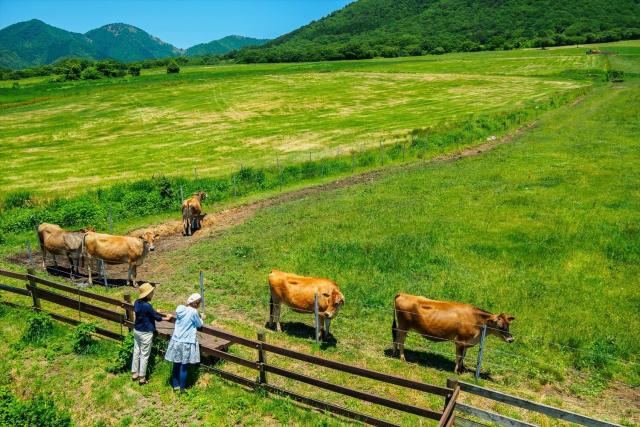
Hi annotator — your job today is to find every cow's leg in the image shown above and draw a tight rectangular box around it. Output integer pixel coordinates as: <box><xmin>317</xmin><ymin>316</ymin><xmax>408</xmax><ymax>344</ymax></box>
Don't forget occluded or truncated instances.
<box><xmin>396</xmin><ymin>329</ymin><xmax>407</xmax><ymax>362</ymax></box>
<box><xmin>272</xmin><ymin>301</ymin><xmax>282</xmax><ymax>332</ymax></box>
<box><xmin>127</xmin><ymin>264</ymin><xmax>133</xmax><ymax>286</ymax></box>
<box><xmin>41</xmin><ymin>248</ymin><xmax>47</xmax><ymax>268</ymax></box>
<box><xmin>455</xmin><ymin>344</ymin><xmax>466</xmax><ymax>374</ymax></box>
<box><xmin>323</xmin><ymin>317</ymin><xmax>332</xmax><ymax>340</ymax></box>
<box><xmin>52</xmin><ymin>253</ymin><xmax>57</xmax><ymax>267</ymax></box>
<box><xmin>67</xmin><ymin>255</ymin><xmax>75</xmax><ymax>278</ymax></box>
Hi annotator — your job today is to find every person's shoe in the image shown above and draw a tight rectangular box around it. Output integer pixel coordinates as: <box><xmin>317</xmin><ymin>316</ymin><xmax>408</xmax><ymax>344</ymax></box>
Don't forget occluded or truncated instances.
<box><xmin>138</xmin><ymin>377</ymin><xmax>148</xmax><ymax>385</ymax></box>
<box><xmin>173</xmin><ymin>386</ymin><xmax>180</xmax><ymax>392</ymax></box>
<box><xmin>131</xmin><ymin>374</ymin><xmax>139</xmax><ymax>381</ymax></box>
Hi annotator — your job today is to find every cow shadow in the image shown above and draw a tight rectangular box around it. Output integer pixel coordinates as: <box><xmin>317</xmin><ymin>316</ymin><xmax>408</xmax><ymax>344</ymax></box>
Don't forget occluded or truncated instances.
<box><xmin>44</xmin><ymin>266</ymin><xmax>138</xmax><ymax>288</ymax></box>
<box><xmin>264</xmin><ymin>321</ymin><xmax>338</xmax><ymax>348</ymax></box>
<box><xmin>383</xmin><ymin>348</ymin><xmax>457</xmax><ymax>372</ymax></box>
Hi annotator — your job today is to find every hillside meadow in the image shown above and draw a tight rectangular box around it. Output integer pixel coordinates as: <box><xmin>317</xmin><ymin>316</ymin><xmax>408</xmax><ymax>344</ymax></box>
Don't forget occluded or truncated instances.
<box><xmin>0</xmin><ymin>42</ymin><xmax>616</xmax><ymax>199</ymax></box>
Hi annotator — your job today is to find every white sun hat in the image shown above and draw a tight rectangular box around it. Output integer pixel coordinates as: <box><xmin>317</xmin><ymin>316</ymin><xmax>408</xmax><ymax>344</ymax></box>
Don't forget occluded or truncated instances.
<box><xmin>187</xmin><ymin>293</ymin><xmax>202</xmax><ymax>305</ymax></box>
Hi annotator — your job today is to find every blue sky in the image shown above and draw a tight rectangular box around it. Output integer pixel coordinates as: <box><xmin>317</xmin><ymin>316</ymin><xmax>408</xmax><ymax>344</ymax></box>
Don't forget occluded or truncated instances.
<box><xmin>0</xmin><ymin>0</ymin><xmax>353</xmax><ymax>48</ymax></box>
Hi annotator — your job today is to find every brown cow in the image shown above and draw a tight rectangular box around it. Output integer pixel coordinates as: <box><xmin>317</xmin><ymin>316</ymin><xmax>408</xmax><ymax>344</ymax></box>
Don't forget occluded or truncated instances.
<box><xmin>268</xmin><ymin>269</ymin><xmax>345</xmax><ymax>340</ymax></box>
<box><xmin>37</xmin><ymin>223</ymin><xmax>87</xmax><ymax>276</ymax></box>
<box><xmin>182</xmin><ymin>191</ymin><xmax>207</xmax><ymax>236</ymax></box>
<box><xmin>393</xmin><ymin>293</ymin><xmax>514</xmax><ymax>373</ymax></box>
<box><xmin>82</xmin><ymin>230</ymin><xmax>157</xmax><ymax>285</ymax></box>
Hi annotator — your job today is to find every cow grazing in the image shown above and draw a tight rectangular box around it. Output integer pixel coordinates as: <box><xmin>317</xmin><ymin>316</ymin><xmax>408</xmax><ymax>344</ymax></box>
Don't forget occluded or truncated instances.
<box><xmin>37</xmin><ymin>223</ymin><xmax>87</xmax><ymax>277</ymax></box>
<box><xmin>268</xmin><ymin>269</ymin><xmax>345</xmax><ymax>340</ymax></box>
<box><xmin>82</xmin><ymin>230</ymin><xmax>157</xmax><ymax>285</ymax></box>
<box><xmin>392</xmin><ymin>293</ymin><xmax>514</xmax><ymax>373</ymax></box>
<box><xmin>182</xmin><ymin>191</ymin><xmax>207</xmax><ymax>236</ymax></box>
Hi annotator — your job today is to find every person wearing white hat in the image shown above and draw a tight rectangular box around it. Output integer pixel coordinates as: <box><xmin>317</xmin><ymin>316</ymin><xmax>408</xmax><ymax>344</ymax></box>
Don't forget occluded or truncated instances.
<box><xmin>164</xmin><ymin>293</ymin><xmax>205</xmax><ymax>392</ymax></box>
<box><xmin>132</xmin><ymin>283</ymin><xmax>172</xmax><ymax>385</ymax></box>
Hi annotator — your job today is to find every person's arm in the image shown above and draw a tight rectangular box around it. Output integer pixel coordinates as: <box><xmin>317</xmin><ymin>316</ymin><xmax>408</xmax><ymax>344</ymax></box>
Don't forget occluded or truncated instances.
<box><xmin>193</xmin><ymin>309</ymin><xmax>203</xmax><ymax>329</ymax></box>
<box><xmin>147</xmin><ymin>303</ymin><xmax>164</xmax><ymax>322</ymax></box>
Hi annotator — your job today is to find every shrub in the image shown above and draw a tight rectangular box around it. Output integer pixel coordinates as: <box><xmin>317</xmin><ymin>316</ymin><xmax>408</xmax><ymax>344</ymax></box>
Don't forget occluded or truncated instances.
<box><xmin>3</xmin><ymin>191</ymin><xmax>33</xmax><ymax>209</ymax></box>
<box><xmin>167</xmin><ymin>60</ymin><xmax>180</xmax><ymax>74</ymax></box>
<box><xmin>129</xmin><ymin>65</ymin><xmax>141</xmax><ymax>77</ymax></box>
<box><xmin>71</xmin><ymin>322</ymin><xmax>96</xmax><ymax>354</ymax></box>
<box><xmin>20</xmin><ymin>311</ymin><xmax>53</xmax><ymax>345</ymax></box>
<box><xmin>0</xmin><ymin>387</ymin><xmax>72</xmax><ymax>427</ymax></box>
<box><xmin>80</xmin><ymin>66</ymin><xmax>101</xmax><ymax>80</ymax></box>
<box><xmin>606</xmin><ymin>69</ymin><xmax>624</xmax><ymax>82</ymax></box>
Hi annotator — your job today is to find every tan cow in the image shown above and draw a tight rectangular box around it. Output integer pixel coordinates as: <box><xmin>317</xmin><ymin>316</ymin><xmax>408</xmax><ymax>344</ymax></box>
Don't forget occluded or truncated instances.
<box><xmin>82</xmin><ymin>230</ymin><xmax>157</xmax><ymax>285</ymax></box>
<box><xmin>268</xmin><ymin>269</ymin><xmax>345</xmax><ymax>340</ymax></box>
<box><xmin>393</xmin><ymin>293</ymin><xmax>515</xmax><ymax>373</ymax></box>
<box><xmin>182</xmin><ymin>191</ymin><xmax>207</xmax><ymax>236</ymax></box>
<box><xmin>37</xmin><ymin>223</ymin><xmax>87</xmax><ymax>276</ymax></box>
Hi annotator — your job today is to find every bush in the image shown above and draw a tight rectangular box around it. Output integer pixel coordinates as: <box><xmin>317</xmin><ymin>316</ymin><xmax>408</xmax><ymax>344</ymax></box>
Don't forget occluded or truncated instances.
<box><xmin>129</xmin><ymin>65</ymin><xmax>141</xmax><ymax>77</ymax></box>
<box><xmin>606</xmin><ymin>69</ymin><xmax>624</xmax><ymax>82</ymax></box>
<box><xmin>167</xmin><ymin>60</ymin><xmax>180</xmax><ymax>74</ymax></box>
<box><xmin>3</xmin><ymin>191</ymin><xmax>33</xmax><ymax>210</ymax></box>
<box><xmin>20</xmin><ymin>312</ymin><xmax>54</xmax><ymax>345</ymax></box>
<box><xmin>71</xmin><ymin>322</ymin><xmax>96</xmax><ymax>354</ymax></box>
<box><xmin>80</xmin><ymin>66</ymin><xmax>101</xmax><ymax>80</ymax></box>
<box><xmin>0</xmin><ymin>387</ymin><xmax>72</xmax><ymax>427</ymax></box>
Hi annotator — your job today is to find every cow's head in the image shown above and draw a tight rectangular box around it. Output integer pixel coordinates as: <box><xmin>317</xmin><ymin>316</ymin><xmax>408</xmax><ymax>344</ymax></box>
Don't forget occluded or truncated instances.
<box><xmin>140</xmin><ymin>230</ymin><xmax>159</xmax><ymax>252</ymax></box>
<box><xmin>195</xmin><ymin>191</ymin><xmax>207</xmax><ymax>201</ymax></box>
<box><xmin>487</xmin><ymin>313</ymin><xmax>515</xmax><ymax>343</ymax></box>
<box><xmin>323</xmin><ymin>288</ymin><xmax>345</xmax><ymax>319</ymax></box>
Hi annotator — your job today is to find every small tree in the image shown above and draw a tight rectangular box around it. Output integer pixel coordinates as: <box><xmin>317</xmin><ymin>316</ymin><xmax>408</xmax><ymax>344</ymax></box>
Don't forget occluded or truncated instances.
<box><xmin>167</xmin><ymin>60</ymin><xmax>180</xmax><ymax>74</ymax></box>
<box><xmin>81</xmin><ymin>66</ymin><xmax>101</xmax><ymax>80</ymax></box>
<box><xmin>129</xmin><ymin>65</ymin><xmax>141</xmax><ymax>76</ymax></box>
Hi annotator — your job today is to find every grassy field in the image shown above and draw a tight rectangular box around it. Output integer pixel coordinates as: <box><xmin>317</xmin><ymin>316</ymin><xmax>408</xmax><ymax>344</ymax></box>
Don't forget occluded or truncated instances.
<box><xmin>0</xmin><ymin>41</ymin><xmax>639</xmax><ymax>426</ymax></box>
<box><xmin>0</xmin><ymin>42</ymin><xmax>617</xmax><ymax>198</ymax></box>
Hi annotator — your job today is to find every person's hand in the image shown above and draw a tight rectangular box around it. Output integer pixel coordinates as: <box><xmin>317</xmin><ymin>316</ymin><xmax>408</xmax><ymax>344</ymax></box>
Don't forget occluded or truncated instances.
<box><xmin>200</xmin><ymin>313</ymin><xmax>206</xmax><ymax>320</ymax></box>
<box><xmin>164</xmin><ymin>314</ymin><xmax>173</xmax><ymax>321</ymax></box>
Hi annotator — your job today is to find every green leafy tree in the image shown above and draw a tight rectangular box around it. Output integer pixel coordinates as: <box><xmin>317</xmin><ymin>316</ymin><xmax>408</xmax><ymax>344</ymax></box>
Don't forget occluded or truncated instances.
<box><xmin>128</xmin><ymin>65</ymin><xmax>141</xmax><ymax>76</ymax></box>
<box><xmin>80</xmin><ymin>66</ymin><xmax>101</xmax><ymax>80</ymax></box>
<box><xmin>166</xmin><ymin>60</ymin><xmax>180</xmax><ymax>74</ymax></box>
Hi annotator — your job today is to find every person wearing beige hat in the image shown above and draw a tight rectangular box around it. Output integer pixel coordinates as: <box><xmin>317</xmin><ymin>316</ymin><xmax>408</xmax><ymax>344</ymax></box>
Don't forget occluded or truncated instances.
<box><xmin>131</xmin><ymin>282</ymin><xmax>172</xmax><ymax>385</ymax></box>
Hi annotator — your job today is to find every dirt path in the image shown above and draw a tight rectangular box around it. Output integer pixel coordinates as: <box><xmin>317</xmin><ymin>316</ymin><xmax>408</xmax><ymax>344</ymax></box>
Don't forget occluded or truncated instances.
<box><xmin>12</xmin><ymin>120</ymin><xmax>537</xmax><ymax>283</ymax></box>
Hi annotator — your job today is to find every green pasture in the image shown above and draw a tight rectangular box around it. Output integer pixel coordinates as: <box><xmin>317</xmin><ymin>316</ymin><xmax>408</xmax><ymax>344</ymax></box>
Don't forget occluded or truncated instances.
<box><xmin>3</xmin><ymin>42</ymin><xmax>627</xmax><ymax>199</ymax></box>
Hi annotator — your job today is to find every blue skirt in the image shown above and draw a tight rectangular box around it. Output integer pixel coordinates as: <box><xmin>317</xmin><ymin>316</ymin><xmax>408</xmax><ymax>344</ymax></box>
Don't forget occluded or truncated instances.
<box><xmin>164</xmin><ymin>339</ymin><xmax>200</xmax><ymax>364</ymax></box>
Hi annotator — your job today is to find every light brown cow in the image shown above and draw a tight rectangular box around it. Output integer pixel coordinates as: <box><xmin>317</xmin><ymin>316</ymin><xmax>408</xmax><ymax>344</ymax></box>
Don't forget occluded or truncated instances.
<box><xmin>268</xmin><ymin>269</ymin><xmax>345</xmax><ymax>340</ymax></box>
<box><xmin>37</xmin><ymin>223</ymin><xmax>87</xmax><ymax>276</ymax></box>
<box><xmin>82</xmin><ymin>230</ymin><xmax>157</xmax><ymax>285</ymax></box>
<box><xmin>182</xmin><ymin>191</ymin><xmax>207</xmax><ymax>236</ymax></box>
<box><xmin>393</xmin><ymin>293</ymin><xmax>514</xmax><ymax>373</ymax></box>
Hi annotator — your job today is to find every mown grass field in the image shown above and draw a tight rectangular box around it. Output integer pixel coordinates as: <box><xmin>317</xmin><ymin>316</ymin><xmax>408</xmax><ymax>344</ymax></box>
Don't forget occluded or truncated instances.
<box><xmin>0</xmin><ymin>42</ymin><xmax>614</xmax><ymax>198</ymax></box>
<box><xmin>0</xmin><ymin>41</ymin><xmax>638</xmax><ymax>426</ymax></box>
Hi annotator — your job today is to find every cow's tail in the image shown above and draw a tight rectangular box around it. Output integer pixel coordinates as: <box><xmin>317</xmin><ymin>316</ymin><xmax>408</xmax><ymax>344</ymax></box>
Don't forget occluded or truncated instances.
<box><xmin>36</xmin><ymin>226</ymin><xmax>44</xmax><ymax>251</ymax></box>
<box><xmin>392</xmin><ymin>295</ymin><xmax>399</xmax><ymax>345</ymax></box>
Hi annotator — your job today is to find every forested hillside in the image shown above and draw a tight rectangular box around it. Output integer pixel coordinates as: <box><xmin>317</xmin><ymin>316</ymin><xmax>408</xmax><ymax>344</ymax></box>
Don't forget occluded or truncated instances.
<box><xmin>186</xmin><ymin>35</ymin><xmax>269</xmax><ymax>56</ymax></box>
<box><xmin>232</xmin><ymin>0</ymin><xmax>640</xmax><ymax>62</ymax></box>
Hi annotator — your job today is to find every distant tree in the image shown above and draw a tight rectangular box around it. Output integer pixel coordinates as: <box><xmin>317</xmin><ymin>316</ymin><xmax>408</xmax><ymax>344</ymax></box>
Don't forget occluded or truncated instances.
<box><xmin>129</xmin><ymin>65</ymin><xmax>141</xmax><ymax>76</ymax></box>
<box><xmin>80</xmin><ymin>66</ymin><xmax>101</xmax><ymax>80</ymax></box>
<box><xmin>63</xmin><ymin>64</ymin><xmax>82</xmax><ymax>81</ymax></box>
<box><xmin>167</xmin><ymin>60</ymin><xmax>180</xmax><ymax>74</ymax></box>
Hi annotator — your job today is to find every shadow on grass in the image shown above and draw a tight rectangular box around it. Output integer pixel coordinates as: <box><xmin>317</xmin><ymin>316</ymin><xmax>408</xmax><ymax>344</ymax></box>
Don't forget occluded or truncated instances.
<box><xmin>383</xmin><ymin>347</ymin><xmax>494</xmax><ymax>379</ymax></box>
<box><xmin>44</xmin><ymin>265</ymin><xmax>150</xmax><ymax>288</ymax></box>
<box><xmin>264</xmin><ymin>321</ymin><xmax>337</xmax><ymax>348</ymax></box>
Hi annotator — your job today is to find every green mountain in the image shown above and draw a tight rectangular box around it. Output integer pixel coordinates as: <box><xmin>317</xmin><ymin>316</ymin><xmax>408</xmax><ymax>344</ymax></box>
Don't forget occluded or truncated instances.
<box><xmin>234</xmin><ymin>0</ymin><xmax>640</xmax><ymax>62</ymax></box>
<box><xmin>0</xmin><ymin>19</ymin><xmax>99</xmax><ymax>69</ymax></box>
<box><xmin>85</xmin><ymin>23</ymin><xmax>183</xmax><ymax>63</ymax></box>
<box><xmin>185</xmin><ymin>35</ymin><xmax>269</xmax><ymax>56</ymax></box>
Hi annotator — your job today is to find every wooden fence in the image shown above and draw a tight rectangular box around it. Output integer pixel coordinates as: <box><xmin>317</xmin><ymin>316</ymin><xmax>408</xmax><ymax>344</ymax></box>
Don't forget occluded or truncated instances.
<box><xmin>0</xmin><ymin>268</ymin><xmax>457</xmax><ymax>427</ymax></box>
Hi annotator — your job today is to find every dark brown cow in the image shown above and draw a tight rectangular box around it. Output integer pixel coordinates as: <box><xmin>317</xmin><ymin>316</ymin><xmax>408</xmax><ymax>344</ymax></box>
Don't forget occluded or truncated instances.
<box><xmin>182</xmin><ymin>191</ymin><xmax>207</xmax><ymax>236</ymax></box>
<box><xmin>37</xmin><ymin>223</ymin><xmax>87</xmax><ymax>276</ymax></box>
<box><xmin>393</xmin><ymin>293</ymin><xmax>514</xmax><ymax>373</ymax></box>
<box><xmin>83</xmin><ymin>230</ymin><xmax>157</xmax><ymax>285</ymax></box>
<box><xmin>268</xmin><ymin>269</ymin><xmax>345</xmax><ymax>340</ymax></box>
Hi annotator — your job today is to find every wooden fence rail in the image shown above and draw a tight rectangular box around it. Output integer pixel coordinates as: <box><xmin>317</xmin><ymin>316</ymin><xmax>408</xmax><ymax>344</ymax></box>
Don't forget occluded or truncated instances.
<box><xmin>448</xmin><ymin>379</ymin><xmax>622</xmax><ymax>427</ymax></box>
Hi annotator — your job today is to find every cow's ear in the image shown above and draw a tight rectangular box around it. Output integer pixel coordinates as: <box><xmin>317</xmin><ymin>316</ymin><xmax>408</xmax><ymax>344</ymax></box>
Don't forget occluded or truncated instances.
<box><xmin>506</xmin><ymin>315</ymin><xmax>515</xmax><ymax>322</ymax></box>
<box><xmin>154</xmin><ymin>233</ymin><xmax>159</xmax><ymax>238</ymax></box>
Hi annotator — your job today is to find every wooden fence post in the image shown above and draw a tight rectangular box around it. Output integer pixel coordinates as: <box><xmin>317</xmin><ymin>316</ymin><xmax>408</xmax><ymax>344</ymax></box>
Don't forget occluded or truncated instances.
<box><xmin>199</xmin><ymin>271</ymin><xmax>206</xmax><ymax>314</ymax></box>
<box><xmin>314</xmin><ymin>292</ymin><xmax>320</xmax><ymax>344</ymax></box>
<box><xmin>475</xmin><ymin>324</ymin><xmax>487</xmax><ymax>380</ymax></box>
<box><xmin>445</xmin><ymin>378</ymin><xmax>458</xmax><ymax>409</ymax></box>
<box><xmin>123</xmin><ymin>293</ymin><xmax>133</xmax><ymax>332</ymax></box>
<box><xmin>100</xmin><ymin>259</ymin><xmax>108</xmax><ymax>288</ymax></box>
<box><xmin>257</xmin><ymin>332</ymin><xmax>267</xmax><ymax>385</ymax></box>
<box><xmin>27</xmin><ymin>267</ymin><xmax>40</xmax><ymax>309</ymax></box>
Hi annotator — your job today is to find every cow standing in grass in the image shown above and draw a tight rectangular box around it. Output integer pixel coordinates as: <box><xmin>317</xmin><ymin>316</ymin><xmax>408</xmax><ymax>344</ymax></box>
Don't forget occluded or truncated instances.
<box><xmin>268</xmin><ymin>269</ymin><xmax>345</xmax><ymax>341</ymax></box>
<box><xmin>392</xmin><ymin>293</ymin><xmax>515</xmax><ymax>373</ymax></box>
<box><xmin>182</xmin><ymin>191</ymin><xmax>207</xmax><ymax>236</ymax></box>
<box><xmin>82</xmin><ymin>230</ymin><xmax>157</xmax><ymax>286</ymax></box>
<box><xmin>37</xmin><ymin>223</ymin><xmax>87</xmax><ymax>277</ymax></box>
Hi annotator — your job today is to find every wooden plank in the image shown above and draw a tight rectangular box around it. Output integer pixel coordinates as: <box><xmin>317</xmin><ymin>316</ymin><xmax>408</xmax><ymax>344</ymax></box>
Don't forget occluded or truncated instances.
<box><xmin>28</xmin><ymin>274</ymin><xmax>125</xmax><ymax>307</ymax></box>
<box><xmin>0</xmin><ymin>282</ymin><xmax>31</xmax><ymax>297</ymax></box>
<box><xmin>455</xmin><ymin>416</ymin><xmax>489</xmax><ymax>427</ymax></box>
<box><xmin>263</xmin><ymin>382</ymin><xmax>400</xmax><ymax>427</ymax></box>
<box><xmin>439</xmin><ymin>386</ymin><xmax>459</xmax><ymax>427</ymax></box>
<box><xmin>29</xmin><ymin>285</ymin><xmax>123</xmax><ymax>323</ymax></box>
<box><xmin>0</xmin><ymin>269</ymin><xmax>29</xmax><ymax>281</ymax></box>
<box><xmin>264</xmin><ymin>363</ymin><xmax>443</xmax><ymax>421</ymax></box>
<box><xmin>262</xmin><ymin>341</ymin><xmax>452</xmax><ymax>396</ymax></box>
<box><xmin>200</xmin><ymin>324</ymin><xmax>260</xmax><ymax>348</ymax></box>
<box><xmin>40</xmin><ymin>309</ymin><xmax>123</xmax><ymax>341</ymax></box>
<box><xmin>155</xmin><ymin>320</ymin><xmax>231</xmax><ymax>352</ymax></box>
<box><xmin>202</xmin><ymin>347</ymin><xmax>259</xmax><ymax>370</ymax></box>
<box><xmin>457</xmin><ymin>403</ymin><xmax>537</xmax><ymax>427</ymax></box>
<box><xmin>457</xmin><ymin>382</ymin><xmax>621</xmax><ymax>427</ymax></box>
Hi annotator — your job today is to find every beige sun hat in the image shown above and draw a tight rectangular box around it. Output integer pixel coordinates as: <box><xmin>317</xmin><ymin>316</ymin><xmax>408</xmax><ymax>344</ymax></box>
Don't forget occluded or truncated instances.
<box><xmin>138</xmin><ymin>283</ymin><xmax>155</xmax><ymax>299</ymax></box>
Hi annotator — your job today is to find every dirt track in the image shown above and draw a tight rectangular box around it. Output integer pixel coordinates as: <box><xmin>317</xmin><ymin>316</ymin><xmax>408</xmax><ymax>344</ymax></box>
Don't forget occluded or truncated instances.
<box><xmin>11</xmin><ymin>121</ymin><xmax>537</xmax><ymax>284</ymax></box>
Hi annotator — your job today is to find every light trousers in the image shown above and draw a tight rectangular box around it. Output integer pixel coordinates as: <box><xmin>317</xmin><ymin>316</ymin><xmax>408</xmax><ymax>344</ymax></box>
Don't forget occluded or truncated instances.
<box><xmin>131</xmin><ymin>329</ymin><xmax>154</xmax><ymax>377</ymax></box>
